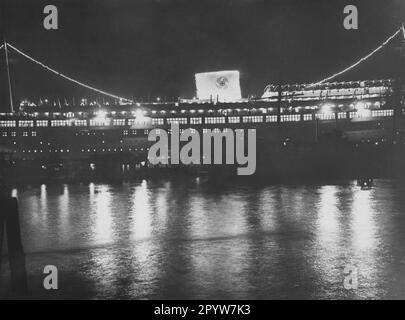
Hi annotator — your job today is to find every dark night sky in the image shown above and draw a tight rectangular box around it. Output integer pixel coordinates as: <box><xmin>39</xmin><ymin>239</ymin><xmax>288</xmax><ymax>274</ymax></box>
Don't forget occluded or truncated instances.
<box><xmin>0</xmin><ymin>0</ymin><xmax>405</xmax><ymax>110</ymax></box>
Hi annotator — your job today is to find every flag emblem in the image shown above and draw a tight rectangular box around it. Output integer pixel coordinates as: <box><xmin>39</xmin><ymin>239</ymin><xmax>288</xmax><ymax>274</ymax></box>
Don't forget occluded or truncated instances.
<box><xmin>216</xmin><ymin>76</ymin><xmax>229</xmax><ymax>89</ymax></box>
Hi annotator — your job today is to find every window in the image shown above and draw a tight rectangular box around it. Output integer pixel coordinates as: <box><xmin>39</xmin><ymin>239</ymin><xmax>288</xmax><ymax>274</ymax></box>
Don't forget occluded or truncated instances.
<box><xmin>190</xmin><ymin>117</ymin><xmax>202</xmax><ymax>125</ymax></box>
<box><xmin>51</xmin><ymin>120</ymin><xmax>71</xmax><ymax>127</ymax></box>
<box><xmin>167</xmin><ymin>118</ymin><xmax>187</xmax><ymax>125</ymax></box>
<box><xmin>36</xmin><ymin>120</ymin><xmax>48</xmax><ymax>127</ymax></box>
<box><xmin>281</xmin><ymin>115</ymin><xmax>300</xmax><ymax>122</ymax></box>
<box><xmin>23</xmin><ymin>132</ymin><xmax>28</xmax><ymax>137</ymax></box>
<box><xmin>316</xmin><ymin>114</ymin><xmax>335</xmax><ymax>120</ymax></box>
<box><xmin>228</xmin><ymin>116</ymin><xmax>240</xmax><ymax>124</ymax></box>
<box><xmin>205</xmin><ymin>117</ymin><xmax>225</xmax><ymax>124</ymax></box>
<box><xmin>372</xmin><ymin>110</ymin><xmax>394</xmax><ymax>117</ymax></box>
<box><xmin>243</xmin><ymin>116</ymin><xmax>263</xmax><ymax>123</ymax></box>
<box><xmin>2</xmin><ymin>132</ymin><xmax>7</xmax><ymax>137</ymax></box>
<box><xmin>152</xmin><ymin>118</ymin><xmax>164</xmax><ymax>125</ymax></box>
<box><xmin>74</xmin><ymin>120</ymin><xmax>87</xmax><ymax>127</ymax></box>
<box><xmin>90</xmin><ymin>119</ymin><xmax>110</xmax><ymax>126</ymax></box>
<box><xmin>113</xmin><ymin>119</ymin><xmax>126</xmax><ymax>126</ymax></box>
<box><xmin>19</xmin><ymin>120</ymin><xmax>34</xmax><ymax>127</ymax></box>
<box><xmin>31</xmin><ymin>131</ymin><xmax>37</xmax><ymax>137</ymax></box>
<box><xmin>265</xmin><ymin>115</ymin><xmax>278</xmax><ymax>123</ymax></box>
<box><xmin>337</xmin><ymin>112</ymin><xmax>347</xmax><ymax>119</ymax></box>
<box><xmin>303</xmin><ymin>114</ymin><xmax>313</xmax><ymax>121</ymax></box>
<box><xmin>0</xmin><ymin>121</ymin><xmax>16</xmax><ymax>127</ymax></box>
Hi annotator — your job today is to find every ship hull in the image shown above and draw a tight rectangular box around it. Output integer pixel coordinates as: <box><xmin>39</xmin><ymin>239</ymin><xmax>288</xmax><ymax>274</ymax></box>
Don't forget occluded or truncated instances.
<box><xmin>1</xmin><ymin>115</ymin><xmax>404</xmax><ymax>184</ymax></box>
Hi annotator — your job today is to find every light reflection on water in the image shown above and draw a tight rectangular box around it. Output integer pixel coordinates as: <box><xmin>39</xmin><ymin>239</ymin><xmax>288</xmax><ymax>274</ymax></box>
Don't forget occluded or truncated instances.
<box><xmin>3</xmin><ymin>179</ymin><xmax>405</xmax><ymax>299</ymax></box>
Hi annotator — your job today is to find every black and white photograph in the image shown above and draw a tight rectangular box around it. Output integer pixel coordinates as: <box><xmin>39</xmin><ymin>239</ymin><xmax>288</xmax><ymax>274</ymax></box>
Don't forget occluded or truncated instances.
<box><xmin>1</xmin><ymin>0</ymin><xmax>405</xmax><ymax>306</ymax></box>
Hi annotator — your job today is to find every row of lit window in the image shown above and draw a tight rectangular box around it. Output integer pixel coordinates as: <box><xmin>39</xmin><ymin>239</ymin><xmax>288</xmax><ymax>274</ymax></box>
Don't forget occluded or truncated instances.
<box><xmin>19</xmin><ymin>148</ymin><xmax>150</xmax><ymax>154</ymax></box>
<box><xmin>166</xmin><ymin>118</ymin><xmax>188</xmax><ymax>124</ymax></box>
<box><xmin>315</xmin><ymin>114</ymin><xmax>335</xmax><ymax>121</ymax></box>
<box><xmin>17</xmin><ymin>140</ymin><xmax>402</xmax><ymax>155</ymax></box>
<box><xmin>228</xmin><ymin>116</ymin><xmax>240</xmax><ymax>124</ymax></box>
<box><xmin>123</xmin><ymin>130</ymin><xmax>150</xmax><ymax>135</ymax></box>
<box><xmin>205</xmin><ymin>117</ymin><xmax>226</xmax><ymax>124</ymax></box>
<box><xmin>152</xmin><ymin>118</ymin><xmax>164</xmax><ymax>125</ymax></box>
<box><xmin>0</xmin><ymin>110</ymin><xmax>397</xmax><ymax>130</ymax></box>
<box><xmin>371</xmin><ymin>110</ymin><xmax>394</xmax><ymax>117</ymax></box>
<box><xmin>281</xmin><ymin>115</ymin><xmax>301</xmax><ymax>122</ymax></box>
<box><xmin>243</xmin><ymin>116</ymin><xmax>263</xmax><ymax>123</ymax></box>
<box><xmin>23</xmin><ymin>131</ymin><xmax>37</xmax><ymax>137</ymax></box>
<box><xmin>0</xmin><ymin>116</ymin><xmax>301</xmax><ymax>127</ymax></box>
<box><xmin>14</xmin><ymin>101</ymin><xmax>385</xmax><ymax>118</ymax></box>
<box><xmin>0</xmin><ymin>121</ymin><xmax>16</xmax><ymax>127</ymax></box>
<box><xmin>2</xmin><ymin>131</ymin><xmax>36</xmax><ymax>137</ymax></box>
<box><xmin>190</xmin><ymin>117</ymin><xmax>203</xmax><ymax>124</ymax></box>
<box><xmin>80</xmin><ymin>148</ymin><xmax>149</xmax><ymax>153</ymax></box>
<box><xmin>22</xmin><ymin>149</ymin><xmax>70</xmax><ymax>153</ymax></box>
<box><xmin>128</xmin><ymin>119</ymin><xmax>149</xmax><ymax>126</ymax></box>
<box><xmin>147</xmin><ymin>128</ymin><xmax>234</xmax><ymax>135</ymax></box>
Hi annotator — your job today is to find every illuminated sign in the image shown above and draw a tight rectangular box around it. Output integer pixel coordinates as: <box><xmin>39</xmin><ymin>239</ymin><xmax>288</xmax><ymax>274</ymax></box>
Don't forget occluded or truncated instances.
<box><xmin>195</xmin><ymin>70</ymin><xmax>242</xmax><ymax>101</ymax></box>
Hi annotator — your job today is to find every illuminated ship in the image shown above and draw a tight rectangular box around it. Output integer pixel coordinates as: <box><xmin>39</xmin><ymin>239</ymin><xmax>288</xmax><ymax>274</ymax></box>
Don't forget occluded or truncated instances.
<box><xmin>0</xmin><ymin>76</ymin><xmax>404</xmax><ymax>182</ymax></box>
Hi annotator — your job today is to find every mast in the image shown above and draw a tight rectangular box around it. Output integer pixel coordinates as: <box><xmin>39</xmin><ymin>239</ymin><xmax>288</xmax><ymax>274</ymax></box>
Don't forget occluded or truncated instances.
<box><xmin>4</xmin><ymin>40</ymin><xmax>14</xmax><ymax>113</ymax></box>
<box><xmin>1</xmin><ymin>0</ymin><xmax>14</xmax><ymax>114</ymax></box>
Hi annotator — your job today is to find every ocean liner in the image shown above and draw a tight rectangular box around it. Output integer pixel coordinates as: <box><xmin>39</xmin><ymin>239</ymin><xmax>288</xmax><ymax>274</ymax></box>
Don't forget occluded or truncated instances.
<box><xmin>1</xmin><ymin>34</ymin><xmax>405</xmax><ymax>182</ymax></box>
<box><xmin>0</xmin><ymin>77</ymin><xmax>404</xmax><ymax>182</ymax></box>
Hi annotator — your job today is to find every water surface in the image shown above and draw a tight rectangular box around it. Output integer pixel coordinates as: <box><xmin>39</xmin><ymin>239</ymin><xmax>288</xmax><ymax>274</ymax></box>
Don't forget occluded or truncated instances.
<box><xmin>1</xmin><ymin>178</ymin><xmax>405</xmax><ymax>299</ymax></box>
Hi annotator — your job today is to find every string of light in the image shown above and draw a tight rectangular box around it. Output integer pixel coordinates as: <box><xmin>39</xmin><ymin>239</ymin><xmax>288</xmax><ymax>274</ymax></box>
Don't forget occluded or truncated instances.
<box><xmin>6</xmin><ymin>42</ymin><xmax>134</xmax><ymax>103</ymax></box>
<box><xmin>306</xmin><ymin>28</ymin><xmax>402</xmax><ymax>87</ymax></box>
